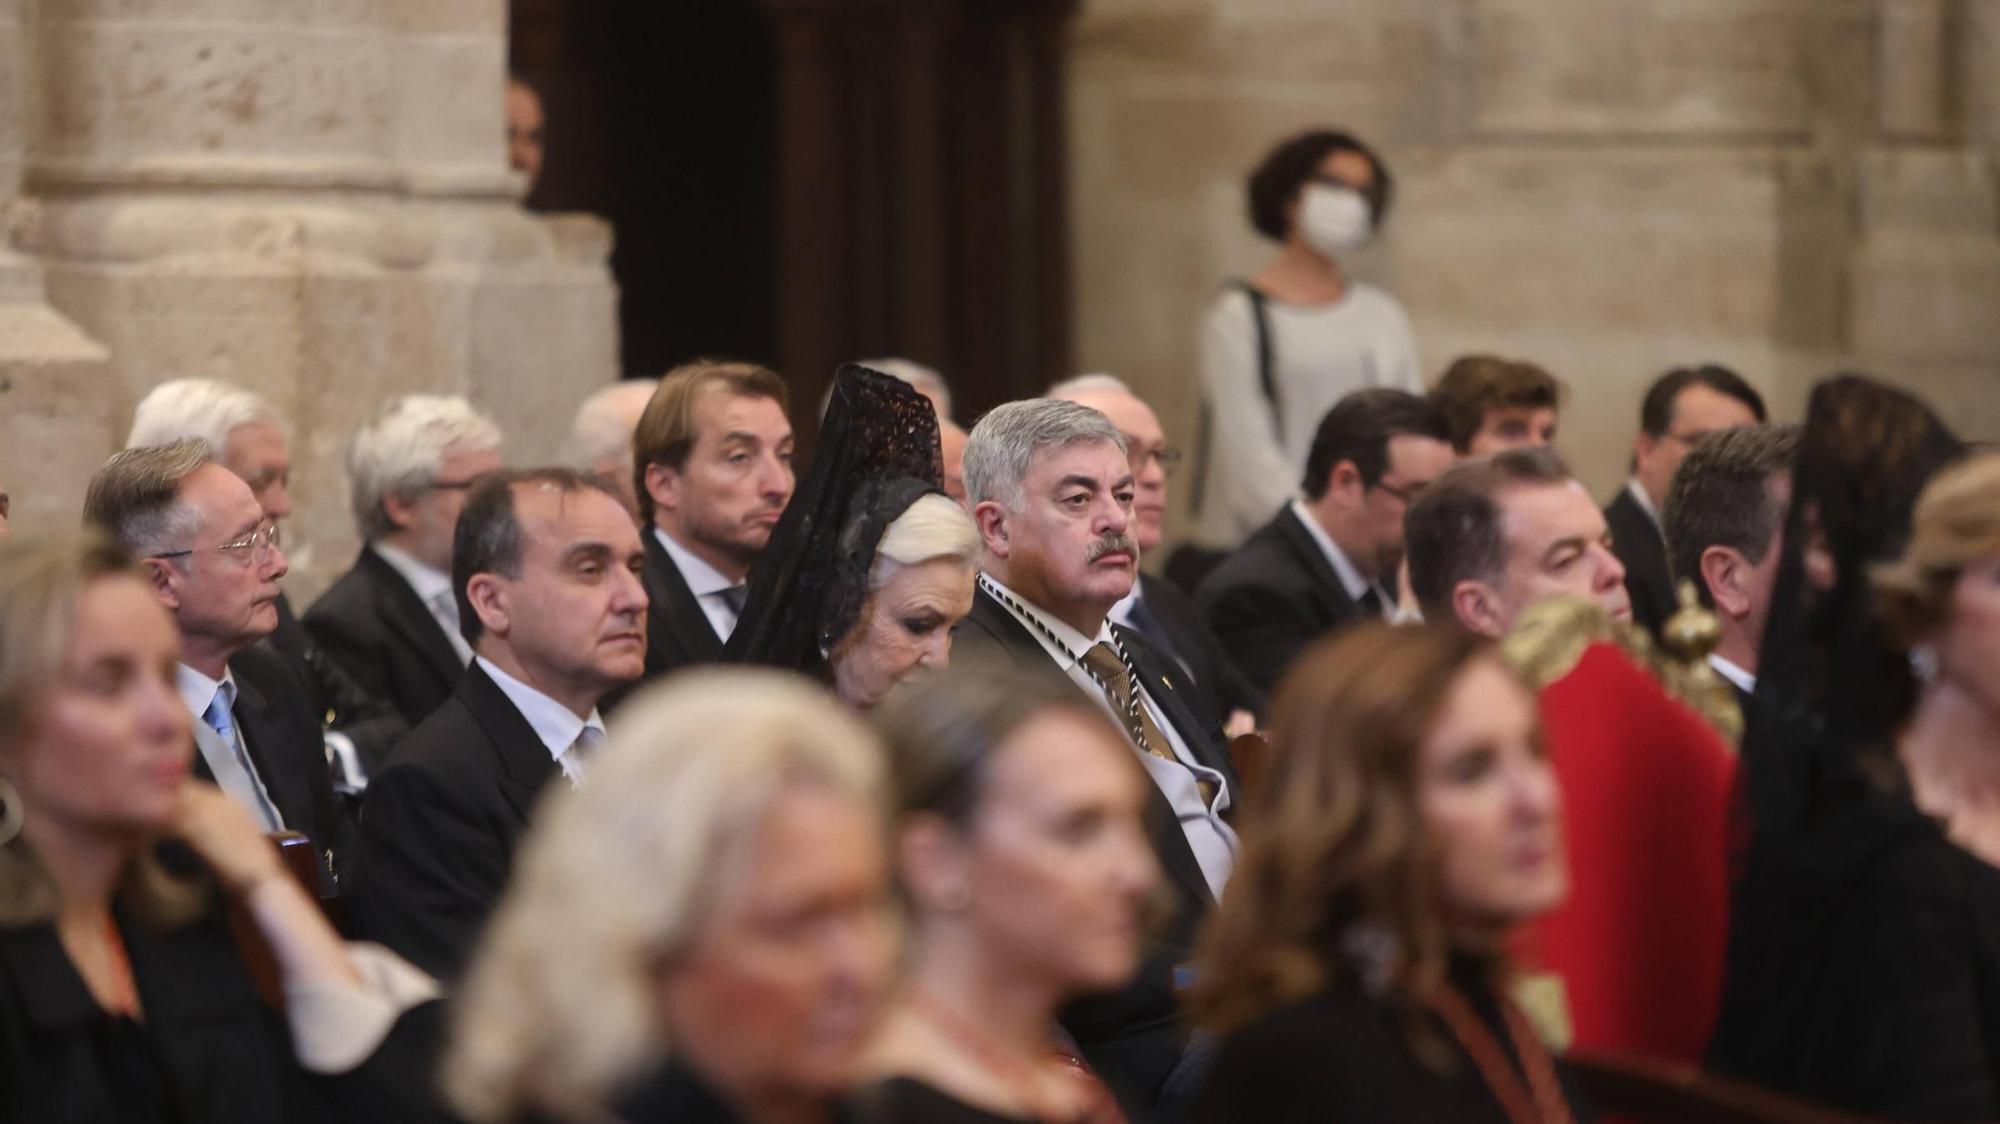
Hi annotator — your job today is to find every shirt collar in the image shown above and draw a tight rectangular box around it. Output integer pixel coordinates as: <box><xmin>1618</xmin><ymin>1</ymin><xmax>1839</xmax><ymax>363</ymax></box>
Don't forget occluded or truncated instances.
<box><xmin>979</xmin><ymin>573</ymin><xmax>1111</xmax><ymax>672</ymax></box>
<box><xmin>652</xmin><ymin>526</ymin><xmax>737</xmax><ymax>598</ymax></box>
<box><xmin>1707</xmin><ymin>653</ymin><xmax>1757</xmax><ymax>695</ymax></box>
<box><xmin>176</xmin><ymin>662</ymin><xmax>238</xmax><ymax>722</ymax></box>
<box><xmin>1625</xmin><ymin>477</ymin><xmax>1663</xmax><ymax>531</ymax></box>
<box><xmin>474</xmin><ymin>656</ymin><xmax>607</xmax><ymax>764</ymax></box>
<box><xmin>1289</xmin><ymin>498</ymin><xmax>1378</xmax><ymax>605</ymax></box>
<box><xmin>371</xmin><ymin>541</ymin><xmax>454</xmax><ymax>606</ymax></box>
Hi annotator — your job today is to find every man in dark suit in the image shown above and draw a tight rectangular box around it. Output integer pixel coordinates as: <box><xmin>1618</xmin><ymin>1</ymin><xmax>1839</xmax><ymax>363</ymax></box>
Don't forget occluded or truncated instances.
<box><xmin>1608</xmin><ymin>364</ymin><xmax>1766</xmax><ymax>637</ymax></box>
<box><xmin>1050</xmin><ymin>374</ymin><xmax>1267</xmax><ymax>726</ymax></box>
<box><xmin>306</xmin><ymin>394</ymin><xmax>503</xmax><ymax>727</ymax></box>
<box><xmin>627</xmin><ymin>360</ymin><xmax>794</xmax><ymax>684</ymax></box>
<box><xmin>1197</xmin><ymin>389</ymin><xmax>1453</xmax><ymax>693</ymax></box>
<box><xmin>953</xmin><ymin>398</ymin><xmax>1240</xmax><ymax>1119</ymax></box>
<box><xmin>352</xmin><ymin>467</ymin><xmax>647</xmax><ymax>980</ymax></box>
<box><xmin>84</xmin><ymin>440</ymin><xmax>348</xmax><ymax>894</ymax></box>
<box><xmin>125</xmin><ymin>377</ymin><xmax>407</xmax><ymax>784</ymax></box>
<box><xmin>1662</xmin><ymin>425</ymin><xmax>1800</xmax><ymax>712</ymax></box>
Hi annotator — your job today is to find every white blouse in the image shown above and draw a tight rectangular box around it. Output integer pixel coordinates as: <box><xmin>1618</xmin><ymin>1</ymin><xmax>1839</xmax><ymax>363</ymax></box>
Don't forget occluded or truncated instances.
<box><xmin>1194</xmin><ymin>282</ymin><xmax>1422</xmax><ymax>546</ymax></box>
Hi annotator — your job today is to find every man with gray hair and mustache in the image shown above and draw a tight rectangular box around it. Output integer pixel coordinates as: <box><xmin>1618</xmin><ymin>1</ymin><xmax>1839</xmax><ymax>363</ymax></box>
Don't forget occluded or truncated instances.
<box><xmin>953</xmin><ymin>398</ymin><xmax>1239</xmax><ymax>1119</ymax></box>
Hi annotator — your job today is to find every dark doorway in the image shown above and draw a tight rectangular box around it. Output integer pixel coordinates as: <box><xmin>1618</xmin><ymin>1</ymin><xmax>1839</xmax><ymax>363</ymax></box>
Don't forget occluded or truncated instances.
<box><xmin>513</xmin><ymin>0</ymin><xmax>777</xmax><ymax>378</ymax></box>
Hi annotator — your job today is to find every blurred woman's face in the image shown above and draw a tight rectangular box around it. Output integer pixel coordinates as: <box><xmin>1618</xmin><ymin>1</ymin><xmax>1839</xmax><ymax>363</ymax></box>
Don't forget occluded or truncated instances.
<box><xmin>949</xmin><ymin>709</ymin><xmax>1158</xmax><ymax>995</ymax></box>
<box><xmin>658</xmin><ymin>788</ymin><xmax>895</xmax><ymax>1111</ymax></box>
<box><xmin>8</xmin><ymin>576</ymin><xmax>191</xmax><ymax>840</ymax></box>
<box><xmin>829</xmin><ymin>559</ymin><xmax>975</xmax><ymax>710</ymax></box>
<box><xmin>1937</xmin><ymin>553</ymin><xmax>2000</xmax><ymax>714</ymax></box>
<box><xmin>1417</xmin><ymin>656</ymin><xmax>1565</xmax><ymax>940</ymax></box>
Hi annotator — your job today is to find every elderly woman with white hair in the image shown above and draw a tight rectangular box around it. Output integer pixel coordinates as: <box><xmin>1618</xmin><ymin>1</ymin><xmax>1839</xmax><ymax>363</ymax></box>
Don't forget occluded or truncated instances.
<box><xmin>442</xmin><ymin>669</ymin><xmax>897</xmax><ymax>1124</ymax></box>
<box><xmin>727</xmin><ymin>365</ymin><xmax>981</xmax><ymax>710</ymax></box>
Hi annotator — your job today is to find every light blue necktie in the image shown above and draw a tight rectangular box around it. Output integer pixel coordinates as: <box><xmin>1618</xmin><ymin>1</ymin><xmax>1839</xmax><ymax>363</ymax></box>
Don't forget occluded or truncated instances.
<box><xmin>203</xmin><ymin>683</ymin><xmax>284</xmax><ymax>831</ymax></box>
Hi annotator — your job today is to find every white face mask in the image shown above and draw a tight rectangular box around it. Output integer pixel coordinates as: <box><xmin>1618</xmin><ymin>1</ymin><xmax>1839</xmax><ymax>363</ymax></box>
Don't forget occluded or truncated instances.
<box><xmin>1297</xmin><ymin>184</ymin><xmax>1375</xmax><ymax>257</ymax></box>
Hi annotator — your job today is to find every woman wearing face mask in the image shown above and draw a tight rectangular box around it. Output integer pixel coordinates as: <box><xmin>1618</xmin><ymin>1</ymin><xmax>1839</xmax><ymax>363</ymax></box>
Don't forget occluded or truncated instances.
<box><xmin>1187</xmin><ymin>623</ymin><xmax>1585</xmax><ymax>1122</ymax></box>
<box><xmin>1194</xmin><ymin>129</ymin><xmax>1423</xmax><ymax>549</ymax></box>
<box><xmin>857</xmin><ymin>667</ymin><xmax>1157</xmax><ymax>1124</ymax></box>
<box><xmin>0</xmin><ymin>535</ymin><xmax>439</xmax><ymax>1123</ymax></box>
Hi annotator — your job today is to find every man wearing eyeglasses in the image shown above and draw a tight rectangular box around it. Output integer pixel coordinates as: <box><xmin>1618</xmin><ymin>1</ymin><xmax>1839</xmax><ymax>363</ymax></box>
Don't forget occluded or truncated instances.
<box><xmin>1049</xmin><ymin>374</ymin><xmax>1266</xmax><ymax>731</ymax></box>
<box><xmin>1196</xmin><ymin>388</ymin><xmax>1453</xmax><ymax>693</ymax></box>
<box><xmin>84</xmin><ymin>439</ymin><xmax>348</xmax><ymax>895</ymax></box>
<box><xmin>306</xmin><ymin>395</ymin><xmax>504</xmax><ymax>727</ymax></box>
<box><xmin>1607</xmin><ymin>365</ymin><xmax>1766</xmax><ymax>638</ymax></box>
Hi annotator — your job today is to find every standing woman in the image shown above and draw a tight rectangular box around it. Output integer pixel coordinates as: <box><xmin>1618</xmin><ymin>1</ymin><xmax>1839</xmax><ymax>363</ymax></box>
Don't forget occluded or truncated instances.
<box><xmin>1188</xmin><ymin>624</ymin><xmax>1585</xmax><ymax>1123</ymax></box>
<box><xmin>859</xmin><ymin>668</ymin><xmax>1157</xmax><ymax>1124</ymax></box>
<box><xmin>0</xmin><ymin>534</ymin><xmax>438</xmax><ymax>1123</ymax></box>
<box><xmin>1195</xmin><ymin>129</ymin><xmax>1423</xmax><ymax>547</ymax></box>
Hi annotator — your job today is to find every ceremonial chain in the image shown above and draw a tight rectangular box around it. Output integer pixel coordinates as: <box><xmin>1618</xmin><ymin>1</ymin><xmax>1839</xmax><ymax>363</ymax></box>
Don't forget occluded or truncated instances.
<box><xmin>977</xmin><ymin>573</ymin><xmax>1158</xmax><ymax>757</ymax></box>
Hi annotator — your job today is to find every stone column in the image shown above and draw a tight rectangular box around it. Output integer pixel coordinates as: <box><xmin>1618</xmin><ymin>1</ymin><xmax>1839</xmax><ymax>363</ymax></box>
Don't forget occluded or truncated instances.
<box><xmin>0</xmin><ymin>0</ymin><xmax>113</xmax><ymax>536</ymax></box>
<box><xmin>19</xmin><ymin>0</ymin><xmax>617</xmax><ymax>595</ymax></box>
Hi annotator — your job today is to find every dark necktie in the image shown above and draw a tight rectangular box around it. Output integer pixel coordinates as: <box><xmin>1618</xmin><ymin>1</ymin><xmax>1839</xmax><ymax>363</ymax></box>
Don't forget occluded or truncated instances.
<box><xmin>719</xmin><ymin>585</ymin><xmax>747</xmax><ymax>615</ymax></box>
<box><xmin>1357</xmin><ymin>585</ymin><xmax>1385</xmax><ymax>619</ymax></box>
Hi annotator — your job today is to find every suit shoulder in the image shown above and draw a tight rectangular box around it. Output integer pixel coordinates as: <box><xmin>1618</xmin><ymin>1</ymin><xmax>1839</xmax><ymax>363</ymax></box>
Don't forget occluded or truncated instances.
<box><xmin>382</xmin><ymin>697</ymin><xmax>489</xmax><ymax>772</ymax></box>
<box><xmin>229</xmin><ymin>642</ymin><xmax>314</xmax><ymax>699</ymax></box>
<box><xmin>303</xmin><ymin>563</ymin><xmax>385</xmax><ymax>630</ymax></box>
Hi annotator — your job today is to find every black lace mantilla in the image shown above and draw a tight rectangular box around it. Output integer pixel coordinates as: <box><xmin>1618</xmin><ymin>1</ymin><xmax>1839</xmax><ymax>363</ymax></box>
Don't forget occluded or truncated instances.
<box><xmin>724</xmin><ymin>364</ymin><xmax>945</xmax><ymax>678</ymax></box>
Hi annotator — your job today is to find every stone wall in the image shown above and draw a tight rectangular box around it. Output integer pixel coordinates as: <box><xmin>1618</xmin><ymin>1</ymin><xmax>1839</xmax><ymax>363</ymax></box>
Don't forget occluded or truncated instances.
<box><xmin>1</xmin><ymin>0</ymin><xmax>618</xmax><ymax>600</ymax></box>
<box><xmin>1069</xmin><ymin>0</ymin><xmax>2000</xmax><ymax>539</ymax></box>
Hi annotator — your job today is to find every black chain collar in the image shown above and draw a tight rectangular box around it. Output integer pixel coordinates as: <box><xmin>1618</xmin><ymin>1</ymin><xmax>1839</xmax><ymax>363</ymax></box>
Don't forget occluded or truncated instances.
<box><xmin>977</xmin><ymin>572</ymin><xmax>1156</xmax><ymax>756</ymax></box>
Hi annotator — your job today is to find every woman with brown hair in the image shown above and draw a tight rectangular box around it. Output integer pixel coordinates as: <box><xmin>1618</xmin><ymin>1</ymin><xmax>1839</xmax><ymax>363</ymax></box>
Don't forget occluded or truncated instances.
<box><xmin>1187</xmin><ymin>623</ymin><xmax>1581</xmax><ymax>1123</ymax></box>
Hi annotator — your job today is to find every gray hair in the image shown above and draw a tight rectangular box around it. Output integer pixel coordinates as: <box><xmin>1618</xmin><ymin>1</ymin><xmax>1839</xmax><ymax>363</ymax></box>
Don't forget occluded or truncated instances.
<box><xmin>82</xmin><ymin>439</ymin><xmax>213</xmax><ymax>561</ymax></box>
<box><xmin>126</xmin><ymin>378</ymin><xmax>284</xmax><ymax>454</ymax></box>
<box><xmin>570</xmin><ymin>379</ymin><xmax>658</xmax><ymax>474</ymax></box>
<box><xmin>871</xmin><ymin>493</ymin><xmax>981</xmax><ymax>589</ymax></box>
<box><xmin>856</xmin><ymin>357</ymin><xmax>953</xmax><ymax>421</ymax></box>
<box><xmin>1046</xmin><ymin>372</ymin><xmax>1135</xmax><ymax>400</ymax></box>
<box><xmin>443</xmin><ymin>669</ymin><xmax>887</xmax><ymax>1124</ymax></box>
<box><xmin>347</xmin><ymin>395</ymin><xmax>502</xmax><ymax>541</ymax></box>
<box><xmin>962</xmin><ymin>399</ymin><xmax>1127</xmax><ymax>509</ymax></box>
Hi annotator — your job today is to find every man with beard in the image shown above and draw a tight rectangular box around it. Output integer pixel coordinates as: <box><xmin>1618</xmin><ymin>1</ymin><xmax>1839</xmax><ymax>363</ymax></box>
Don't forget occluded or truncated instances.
<box><xmin>627</xmin><ymin>360</ymin><xmax>795</xmax><ymax>685</ymax></box>
<box><xmin>1197</xmin><ymin>388</ymin><xmax>1452</xmax><ymax>692</ymax></box>
<box><xmin>952</xmin><ymin>398</ymin><xmax>1240</xmax><ymax>1120</ymax></box>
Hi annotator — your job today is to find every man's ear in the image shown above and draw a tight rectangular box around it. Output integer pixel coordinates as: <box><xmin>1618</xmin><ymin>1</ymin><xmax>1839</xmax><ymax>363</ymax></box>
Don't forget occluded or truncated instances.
<box><xmin>644</xmin><ymin>462</ymin><xmax>681</xmax><ymax>519</ymax></box>
<box><xmin>380</xmin><ymin>490</ymin><xmax>420</xmax><ymax>534</ymax></box>
<box><xmin>1328</xmin><ymin>460</ymin><xmax>1365</xmax><ymax>505</ymax></box>
<box><xmin>464</xmin><ymin>574</ymin><xmax>510</xmax><ymax>641</ymax></box>
<box><xmin>141</xmin><ymin>557</ymin><xmax>182</xmax><ymax>612</ymax></box>
<box><xmin>1700</xmin><ymin>545</ymin><xmax>1751</xmax><ymax>620</ymax></box>
<box><xmin>1451</xmin><ymin>579</ymin><xmax>1507</xmax><ymax>640</ymax></box>
<box><xmin>973</xmin><ymin>500</ymin><xmax>1009</xmax><ymax>559</ymax></box>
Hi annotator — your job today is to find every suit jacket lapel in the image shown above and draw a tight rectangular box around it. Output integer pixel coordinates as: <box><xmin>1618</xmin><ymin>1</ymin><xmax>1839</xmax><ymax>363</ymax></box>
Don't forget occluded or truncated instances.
<box><xmin>361</xmin><ymin>546</ymin><xmax>464</xmax><ymax>685</ymax></box>
<box><xmin>644</xmin><ymin>529</ymin><xmax>724</xmax><ymax>665</ymax></box>
<box><xmin>1274</xmin><ymin>505</ymin><xmax>1364</xmax><ymax>623</ymax></box>
<box><xmin>1115</xmin><ymin>624</ymin><xmax>1240</xmax><ymax>793</ymax></box>
<box><xmin>456</xmin><ymin>664</ymin><xmax>563</xmax><ymax>821</ymax></box>
<box><xmin>227</xmin><ymin>670</ymin><xmax>313</xmax><ymax>836</ymax></box>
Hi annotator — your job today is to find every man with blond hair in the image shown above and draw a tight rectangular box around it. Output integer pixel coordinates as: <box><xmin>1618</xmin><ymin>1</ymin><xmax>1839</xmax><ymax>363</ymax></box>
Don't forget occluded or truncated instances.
<box><xmin>306</xmin><ymin>395</ymin><xmax>503</xmax><ymax>726</ymax></box>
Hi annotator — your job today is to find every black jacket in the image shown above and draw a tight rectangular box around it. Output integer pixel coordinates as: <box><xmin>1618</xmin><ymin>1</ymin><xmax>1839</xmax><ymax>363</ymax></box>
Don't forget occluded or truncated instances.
<box><xmin>1126</xmin><ymin>575</ymin><xmax>1267</xmax><ymax>724</ymax></box>
<box><xmin>219</xmin><ymin>644</ymin><xmax>351</xmax><ymax>896</ymax></box>
<box><xmin>303</xmin><ymin>546</ymin><xmax>466</xmax><ymax>729</ymax></box>
<box><xmin>0</xmin><ymin>896</ymin><xmax>445</xmax><ymax>1124</ymax></box>
<box><xmin>638</xmin><ymin>525</ymin><xmax>727</xmax><ymax>681</ymax></box>
<box><xmin>1195</xmin><ymin>504</ymin><xmax>1375</xmax><ymax>695</ymax></box>
<box><xmin>953</xmin><ymin>585</ymin><xmax>1239</xmax><ymax>1117</ymax></box>
<box><xmin>267</xmin><ymin>593</ymin><xmax>408</xmax><ymax>776</ymax></box>
<box><xmin>1604</xmin><ymin>485</ymin><xmax>1677</xmax><ymax>638</ymax></box>
<box><xmin>350</xmin><ymin>664</ymin><xmax>561</xmax><ymax>980</ymax></box>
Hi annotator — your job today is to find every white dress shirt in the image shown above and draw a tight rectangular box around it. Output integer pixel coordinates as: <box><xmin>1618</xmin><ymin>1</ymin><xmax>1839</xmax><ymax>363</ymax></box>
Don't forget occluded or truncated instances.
<box><xmin>372</xmin><ymin>541</ymin><xmax>474</xmax><ymax>665</ymax></box>
<box><xmin>982</xmin><ymin>575</ymin><xmax>1238</xmax><ymax>900</ymax></box>
<box><xmin>1708</xmin><ymin>653</ymin><xmax>1757</xmax><ymax>697</ymax></box>
<box><xmin>1289</xmin><ymin>498</ymin><xmax>1393</xmax><ymax>620</ymax></box>
<box><xmin>475</xmin><ymin>656</ymin><xmax>607</xmax><ymax>787</ymax></box>
<box><xmin>653</xmin><ymin>526</ymin><xmax>743</xmax><ymax>643</ymax></box>
<box><xmin>176</xmin><ymin>663</ymin><xmax>286</xmax><ymax>831</ymax></box>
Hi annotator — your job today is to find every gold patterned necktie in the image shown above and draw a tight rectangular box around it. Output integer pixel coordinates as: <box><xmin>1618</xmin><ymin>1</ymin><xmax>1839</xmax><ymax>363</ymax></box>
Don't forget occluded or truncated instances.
<box><xmin>1080</xmin><ymin>641</ymin><xmax>1215</xmax><ymax>805</ymax></box>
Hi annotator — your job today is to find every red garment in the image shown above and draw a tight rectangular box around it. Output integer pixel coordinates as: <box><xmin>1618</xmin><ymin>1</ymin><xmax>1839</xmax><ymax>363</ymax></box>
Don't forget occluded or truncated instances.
<box><xmin>1518</xmin><ymin>642</ymin><xmax>1737</xmax><ymax>1063</ymax></box>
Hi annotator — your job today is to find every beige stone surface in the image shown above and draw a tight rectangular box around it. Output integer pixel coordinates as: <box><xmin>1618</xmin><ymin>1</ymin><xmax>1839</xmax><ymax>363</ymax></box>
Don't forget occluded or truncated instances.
<box><xmin>2</xmin><ymin>0</ymin><xmax>617</xmax><ymax>599</ymax></box>
<box><xmin>1071</xmin><ymin>0</ymin><xmax>2000</xmax><ymax>549</ymax></box>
